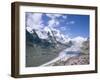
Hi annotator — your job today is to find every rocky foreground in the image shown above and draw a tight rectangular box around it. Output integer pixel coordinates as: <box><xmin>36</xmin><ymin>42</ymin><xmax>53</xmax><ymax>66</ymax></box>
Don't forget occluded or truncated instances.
<box><xmin>44</xmin><ymin>54</ymin><xmax>89</xmax><ymax>66</ymax></box>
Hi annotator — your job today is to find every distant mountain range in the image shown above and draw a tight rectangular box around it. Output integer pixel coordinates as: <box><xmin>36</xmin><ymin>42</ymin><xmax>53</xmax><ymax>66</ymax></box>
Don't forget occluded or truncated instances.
<box><xmin>26</xmin><ymin>26</ymin><xmax>87</xmax><ymax>48</ymax></box>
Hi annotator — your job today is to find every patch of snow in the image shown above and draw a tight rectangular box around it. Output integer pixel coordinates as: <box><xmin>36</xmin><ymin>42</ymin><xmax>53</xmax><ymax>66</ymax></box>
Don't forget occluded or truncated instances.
<box><xmin>26</xmin><ymin>26</ymin><xmax>33</xmax><ymax>33</ymax></box>
<box><xmin>35</xmin><ymin>30</ymin><xmax>48</xmax><ymax>39</ymax></box>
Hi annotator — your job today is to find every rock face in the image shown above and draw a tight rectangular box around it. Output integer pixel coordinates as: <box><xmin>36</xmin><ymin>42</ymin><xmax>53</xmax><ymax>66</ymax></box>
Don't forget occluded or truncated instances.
<box><xmin>64</xmin><ymin>54</ymin><xmax>89</xmax><ymax>65</ymax></box>
<box><xmin>80</xmin><ymin>38</ymin><xmax>89</xmax><ymax>55</ymax></box>
<box><xmin>47</xmin><ymin>54</ymin><xmax>89</xmax><ymax>66</ymax></box>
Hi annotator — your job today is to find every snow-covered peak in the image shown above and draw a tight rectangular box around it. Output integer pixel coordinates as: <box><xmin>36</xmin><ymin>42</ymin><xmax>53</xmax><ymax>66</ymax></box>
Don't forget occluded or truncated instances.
<box><xmin>35</xmin><ymin>30</ymin><xmax>48</xmax><ymax>39</ymax></box>
<box><xmin>26</xmin><ymin>25</ymin><xmax>87</xmax><ymax>47</ymax></box>
<box><xmin>71</xmin><ymin>36</ymin><xmax>87</xmax><ymax>48</ymax></box>
<box><xmin>72</xmin><ymin>36</ymin><xmax>87</xmax><ymax>43</ymax></box>
<box><xmin>26</xmin><ymin>26</ymin><xmax>70</xmax><ymax>44</ymax></box>
<box><xmin>45</xmin><ymin>27</ymin><xmax>70</xmax><ymax>42</ymax></box>
<box><xmin>26</xmin><ymin>26</ymin><xmax>33</xmax><ymax>33</ymax></box>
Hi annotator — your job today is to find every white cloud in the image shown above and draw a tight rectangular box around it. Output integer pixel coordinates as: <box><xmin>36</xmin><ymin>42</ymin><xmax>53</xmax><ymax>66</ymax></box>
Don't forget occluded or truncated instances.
<box><xmin>48</xmin><ymin>19</ymin><xmax>55</xmax><ymax>27</ymax></box>
<box><xmin>31</xmin><ymin>13</ymin><xmax>42</xmax><ymax>24</ymax></box>
<box><xmin>47</xmin><ymin>17</ymin><xmax>61</xmax><ymax>29</ymax></box>
<box><xmin>66</xmin><ymin>22</ymin><xmax>69</xmax><ymax>25</ymax></box>
<box><xmin>55</xmin><ymin>21</ymin><xmax>60</xmax><ymax>25</ymax></box>
<box><xmin>70</xmin><ymin>21</ymin><xmax>75</xmax><ymax>24</ymax></box>
<box><xmin>62</xmin><ymin>15</ymin><xmax>67</xmax><ymax>19</ymax></box>
<box><xmin>46</xmin><ymin>14</ymin><xmax>62</xmax><ymax>19</ymax></box>
<box><xmin>46</xmin><ymin>14</ymin><xmax>67</xmax><ymax>30</ymax></box>
<box><xmin>60</xmin><ymin>27</ymin><xmax>66</xmax><ymax>31</ymax></box>
<box><xmin>26</xmin><ymin>13</ymin><xmax>44</xmax><ymax>30</ymax></box>
<box><xmin>66</xmin><ymin>21</ymin><xmax>75</xmax><ymax>25</ymax></box>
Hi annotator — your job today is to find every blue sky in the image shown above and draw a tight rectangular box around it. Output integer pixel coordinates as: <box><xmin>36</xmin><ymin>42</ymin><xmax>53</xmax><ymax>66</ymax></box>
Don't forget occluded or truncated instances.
<box><xmin>26</xmin><ymin>12</ymin><xmax>89</xmax><ymax>38</ymax></box>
